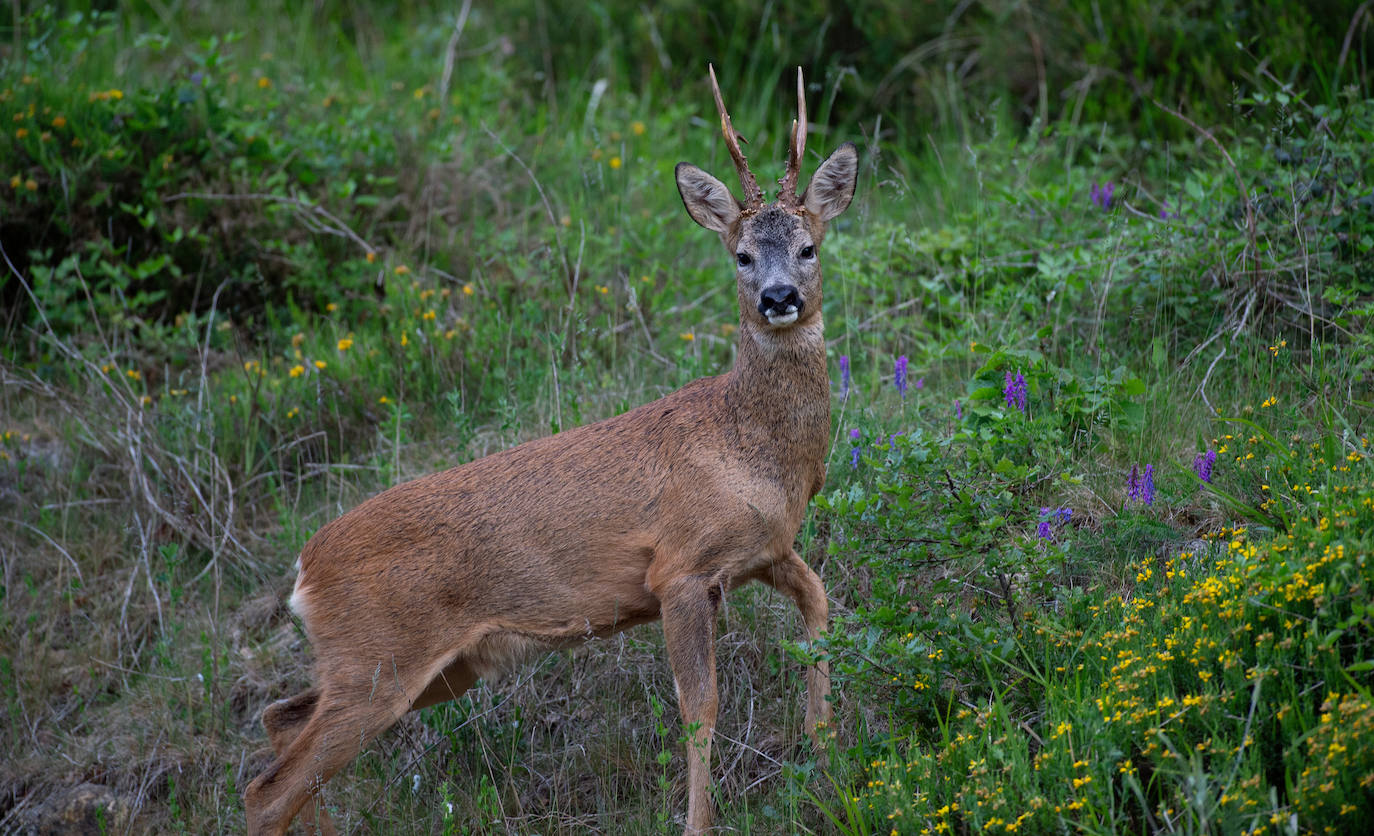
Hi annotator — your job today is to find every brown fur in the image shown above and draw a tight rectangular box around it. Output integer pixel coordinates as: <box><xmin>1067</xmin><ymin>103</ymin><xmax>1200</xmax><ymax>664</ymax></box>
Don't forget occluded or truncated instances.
<box><xmin>244</xmin><ymin>77</ymin><xmax>858</xmax><ymax>836</ymax></box>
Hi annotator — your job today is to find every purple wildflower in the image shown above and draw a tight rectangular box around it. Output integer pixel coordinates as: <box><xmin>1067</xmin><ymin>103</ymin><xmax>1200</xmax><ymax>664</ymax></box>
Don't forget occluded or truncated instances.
<box><xmin>190</xmin><ymin>71</ymin><xmax>204</xmax><ymax>87</ymax></box>
<box><xmin>849</xmin><ymin>428</ymin><xmax>861</xmax><ymax>469</ymax></box>
<box><xmin>1127</xmin><ymin>464</ymin><xmax>1156</xmax><ymax>505</ymax></box>
<box><xmin>895</xmin><ymin>355</ymin><xmax>909</xmax><ymax>399</ymax></box>
<box><xmin>1159</xmin><ymin>200</ymin><xmax>1177</xmax><ymax>220</ymax></box>
<box><xmin>1037</xmin><ymin>506</ymin><xmax>1073</xmax><ymax>541</ymax></box>
<box><xmin>914</xmin><ymin>377</ymin><xmax>924</xmax><ymax>390</ymax></box>
<box><xmin>849</xmin><ymin>428</ymin><xmax>861</xmax><ymax>441</ymax></box>
<box><xmin>1193</xmin><ymin>449</ymin><xmax>1217</xmax><ymax>483</ymax></box>
<box><xmin>1127</xmin><ymin>464</ymin><xmax>1142</xmax><ymax>501</ymax></box>
<box><xmin>1003</xmin><ymin>369</ymin><xmax>1028</xmax><ymax>413</ymax></box>
<box><xmin>839</xmin><ymin>355</ymin><xmax>851</xmax><ymax>400</ymax></box>
<box><xmin>1091</xmin><ymin>181</ymin><xmax>1115</xmax><ymax>211</ymax></box>
<box><xmin>955</xmin><ymin>399</ymin><xmax>962</xmax><ymax>420</ymax></box>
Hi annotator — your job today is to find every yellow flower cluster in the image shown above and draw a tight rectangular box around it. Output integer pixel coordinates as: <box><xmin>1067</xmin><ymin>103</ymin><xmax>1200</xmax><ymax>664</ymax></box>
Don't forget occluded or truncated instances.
<box><xmin>848</xmin><ymin>433</ymin><xmax>1372</xmax><ymax>834</ymax></box>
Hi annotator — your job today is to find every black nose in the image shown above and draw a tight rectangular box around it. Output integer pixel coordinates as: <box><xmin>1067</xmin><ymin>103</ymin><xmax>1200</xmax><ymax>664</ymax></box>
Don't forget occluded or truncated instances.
<box><xmin>757</xmin><ymin>284</ymin><xmax>802</xmax><ymax>316</ymax></box>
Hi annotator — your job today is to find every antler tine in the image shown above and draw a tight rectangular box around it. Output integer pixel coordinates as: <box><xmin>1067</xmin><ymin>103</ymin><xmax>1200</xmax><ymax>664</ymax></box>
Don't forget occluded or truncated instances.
<box><xmin>778</xmin><ymin>66</ymin><xmax>808</xmax><ymax>209</ymax></box>
<box><xmin>708</xmin><ymin>64</ymin><xmax>765</xmax><ymax>211</ymax></box>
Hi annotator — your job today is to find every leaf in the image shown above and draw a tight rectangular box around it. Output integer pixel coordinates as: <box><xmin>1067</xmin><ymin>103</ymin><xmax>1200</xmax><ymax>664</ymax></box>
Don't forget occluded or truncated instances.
<box><xmin>1119</xmin><ymin>377</ymin><xmax>1147</xmax><ymax>397</ymax></box>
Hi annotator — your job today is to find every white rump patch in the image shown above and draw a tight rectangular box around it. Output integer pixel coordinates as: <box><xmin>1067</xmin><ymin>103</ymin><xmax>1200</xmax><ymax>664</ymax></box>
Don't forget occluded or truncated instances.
<box><xmin>288</xmin><ymin>579</ymin><xmax>311</xmax><ymax>622</ymax></box>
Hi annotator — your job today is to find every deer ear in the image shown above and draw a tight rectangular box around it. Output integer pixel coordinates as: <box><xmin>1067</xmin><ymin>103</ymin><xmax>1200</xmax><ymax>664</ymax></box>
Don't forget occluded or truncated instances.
<box><xmin>675</xmin><ymin>163</ymin><xmax>741</xmax><ymax>233</ymax></box>
<box><xmin>802</xmin><ymin>142</ymin><xmax>858</xmax><ymax>221</ymax></box>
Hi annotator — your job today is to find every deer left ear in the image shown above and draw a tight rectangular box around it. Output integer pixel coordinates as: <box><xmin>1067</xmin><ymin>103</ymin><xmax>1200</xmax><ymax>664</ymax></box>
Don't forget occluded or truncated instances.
<box><xmin>676</xmin><ymin>163</ymin><xmax>742</xmax><ymax>233</ymax></box>
<box><xmin>802</xmin><ymin>143</ymin><xmax>858</xmax><ymax>221</ymax></box>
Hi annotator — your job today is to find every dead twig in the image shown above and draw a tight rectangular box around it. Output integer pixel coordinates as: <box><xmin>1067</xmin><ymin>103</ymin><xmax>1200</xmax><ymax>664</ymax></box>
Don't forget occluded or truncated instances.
<box><xmin>1150</xmin><ymin>98</ymin><xmax>1258</xmax><ymax>283</ymax></box>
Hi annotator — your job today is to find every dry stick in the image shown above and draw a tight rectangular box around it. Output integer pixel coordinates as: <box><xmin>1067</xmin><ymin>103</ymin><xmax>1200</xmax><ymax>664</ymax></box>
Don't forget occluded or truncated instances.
<box><xmin>1151</xmin><ymin>98</ymin><xmax>1258</xmax><ymax>282</ymax></box>
<box><xmin>198</xmin><ymin>280</ymin><xmax>243</xmax><ymax>563</ymax></box>
<box><xmin>1337</xmin><ymin>2</ymin><xmax>1374</xmax><ymax>85</ymax></box>
<box><xmin>1196</xmin><ymin>288</ymin><xmax>1257</xmax><ymax>413</ymax></box>
<box><xmin>1024</xmin><ymin>6</ymin><xmax>1049</xmax><ymax>130</ymax></box>
<box><xmin>164</xmin><ymin>191</ymin><xmax>376</xmax><ymax>255</ymax></box>
<box><xmin>1089</xmin><ymin>228</ymin><xmax>1126</xmax><ymax>359</ymax></box>
<box><xmin>438</xmin><ymin>0</ymin><xmax>475</xmax><ymax>112</ymax></box>
<box><xmin>557</xmin><ymin>219</ymin><xmax>588</xmax><ymax>363</ymax></box>
<box><xmin>119</xmin><ymin>556</ymin><xmax>142</xmax><ymax>662</ymax></box>
<box><xmin>1197</xmin><ymin>348</ymin><xmax>1227</xmax><ymax>417</ymax></box>
<box><xmin>0</xmin><ymin>516</ymin><xmax>84</xmax><ymax>584</ymax></box>
<box><xmin>134</xmin><ymin>513</ymin><xmax>166</xmax><ymax>638</ymax></box>
<box><xmin>482</xmin><ymin>124</ymin><xmax>573</xmax><ymax>290</ymax></box>
<box><xmin>1290</xmin><ymin>172</ymin><xmax>1317</xmax><ymax>355</ymax></box>
<box><xmin>0</xmin><ymin>248</ymin><xmax>179</xmax><ymax>573</ymax></box>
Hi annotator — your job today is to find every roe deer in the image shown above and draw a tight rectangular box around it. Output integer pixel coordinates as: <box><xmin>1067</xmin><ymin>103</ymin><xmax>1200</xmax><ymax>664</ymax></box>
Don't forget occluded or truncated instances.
<box><xmin>244</xmin><ymin>65</ymin><xmax>858</xmax><ymax>835</ymax></box>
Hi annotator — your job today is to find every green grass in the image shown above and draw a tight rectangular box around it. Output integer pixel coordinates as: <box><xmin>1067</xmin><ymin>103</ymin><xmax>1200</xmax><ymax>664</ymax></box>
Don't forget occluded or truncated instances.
<box><xmin>2</xmin><ymin>1</ymin><xmax>1372</xmax><ymax>833</ymax></box>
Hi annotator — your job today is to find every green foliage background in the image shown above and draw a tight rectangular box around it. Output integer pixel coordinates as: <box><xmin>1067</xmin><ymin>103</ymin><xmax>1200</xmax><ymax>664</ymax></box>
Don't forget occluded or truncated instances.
<box><xmin>1</xmin><ymin>1</ymin><xmax>1372</xmax><ymax>833</ymax></box>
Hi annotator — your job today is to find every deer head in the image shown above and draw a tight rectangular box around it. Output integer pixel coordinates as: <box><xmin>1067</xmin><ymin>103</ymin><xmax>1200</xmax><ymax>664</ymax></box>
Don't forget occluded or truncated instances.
<box><xmin>675</xmin><ymin>66</ymin><xmax>858</xmax><ymax>339</ymax></box>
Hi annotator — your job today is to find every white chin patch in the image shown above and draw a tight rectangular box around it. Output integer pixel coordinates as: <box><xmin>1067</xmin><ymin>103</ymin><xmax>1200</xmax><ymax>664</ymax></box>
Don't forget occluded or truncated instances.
<box><xmin>766</xmin><ymin>310</ymin><xmax>799</xmax><ymax>326</ymax></box>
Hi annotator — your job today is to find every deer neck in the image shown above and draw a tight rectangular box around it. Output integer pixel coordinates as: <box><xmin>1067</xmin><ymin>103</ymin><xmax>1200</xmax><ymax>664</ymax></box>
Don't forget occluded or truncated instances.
<box><xmin>723</xmin><ymin>313</ymin><xmax>831</xmax><ymax>474</ymax></box>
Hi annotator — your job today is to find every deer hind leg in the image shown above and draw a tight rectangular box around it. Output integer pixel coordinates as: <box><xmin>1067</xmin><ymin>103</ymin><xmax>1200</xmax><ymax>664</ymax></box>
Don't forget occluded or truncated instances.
<box><xmin>753</xmin><ymin>550</ymin><xmax>831</xmax><ymax>739</ymax></box>
<box><xmin>260</xmin><ymin>688</ymin><xmax>336</xmax><ymax>835</ymax></box>
<box><xmin>263</xmin><ymin>688</ymin><xmax>320</xmax><ymax>754</ymax></box>
<box><xmin>245</xmin><ymin>672</ymin><xmax>416</xmax><ymax>836</ymax></box>
<box><xmin>659</xmin><ymin>576</ymin><xmax>721</xmax><ymax>835</ymax></box>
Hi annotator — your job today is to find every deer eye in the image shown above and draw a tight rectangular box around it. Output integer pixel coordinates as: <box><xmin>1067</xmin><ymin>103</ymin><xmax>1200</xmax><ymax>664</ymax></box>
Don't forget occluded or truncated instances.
<box><xmin>736</xmin><ymin>252</ymin><xmax>752</xmax><ymax>267</ymax></box>
<box><xmin>799</xmin><ymin>245</ymin><xmax>815</xmax><ymax>259</ymax></box>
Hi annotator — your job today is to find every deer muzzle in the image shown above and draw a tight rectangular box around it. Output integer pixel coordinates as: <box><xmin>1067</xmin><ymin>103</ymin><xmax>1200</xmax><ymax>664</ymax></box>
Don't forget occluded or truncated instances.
<box><xmin>758</xmin><ymin>284</ymin><xmax>803</xmax><ymax>326</ymax></box>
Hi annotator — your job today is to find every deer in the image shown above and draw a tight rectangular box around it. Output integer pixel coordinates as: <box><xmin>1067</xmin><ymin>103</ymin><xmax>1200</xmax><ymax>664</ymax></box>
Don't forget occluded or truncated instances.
<box><xmin>244</xmin><ymin>64</ymin><xmax>858</xmax><ymax>836</ymax></box>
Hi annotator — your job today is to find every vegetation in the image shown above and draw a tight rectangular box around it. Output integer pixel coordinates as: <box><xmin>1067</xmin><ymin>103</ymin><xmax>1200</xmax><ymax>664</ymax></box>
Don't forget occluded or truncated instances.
<box><xmin>2</xmin><ymin>1</ymin><xmax>1371</xmax><ymax>833</ymax></box>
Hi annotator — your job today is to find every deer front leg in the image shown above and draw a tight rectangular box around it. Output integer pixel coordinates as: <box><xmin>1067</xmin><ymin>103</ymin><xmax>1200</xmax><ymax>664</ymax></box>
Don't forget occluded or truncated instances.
<box><xmin>659</xmin><ymin>577</ymin><xmax>721</xmax><ymax>835</ymax></box>
<box><xmin>755</xmin><ymin>550</ymin><xmax>831</xmax><ymax>740</ymax></box>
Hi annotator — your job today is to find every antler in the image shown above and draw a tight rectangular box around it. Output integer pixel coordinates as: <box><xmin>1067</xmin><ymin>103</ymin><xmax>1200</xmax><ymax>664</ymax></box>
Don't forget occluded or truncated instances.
<box><xmin>708</xmin><ymin>64</ymin><xmax>766</xmax><ymax>212</ymax></box>
<box><xmin>777</xmin><ymin>67</ymin><xmax>808</xmax><ymax>210</ymax></box>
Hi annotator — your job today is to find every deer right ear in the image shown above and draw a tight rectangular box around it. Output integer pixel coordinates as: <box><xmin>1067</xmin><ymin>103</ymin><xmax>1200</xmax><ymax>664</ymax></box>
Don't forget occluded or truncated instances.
<box><xmin>802</xmin><ymin>142</ymin><xmax>859</xmax><ymax>221</ymax></box>
<box><xmin>675</xmin><ymin>163</ymin><xmax>742</xmax><ymax>233</ymax></box>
